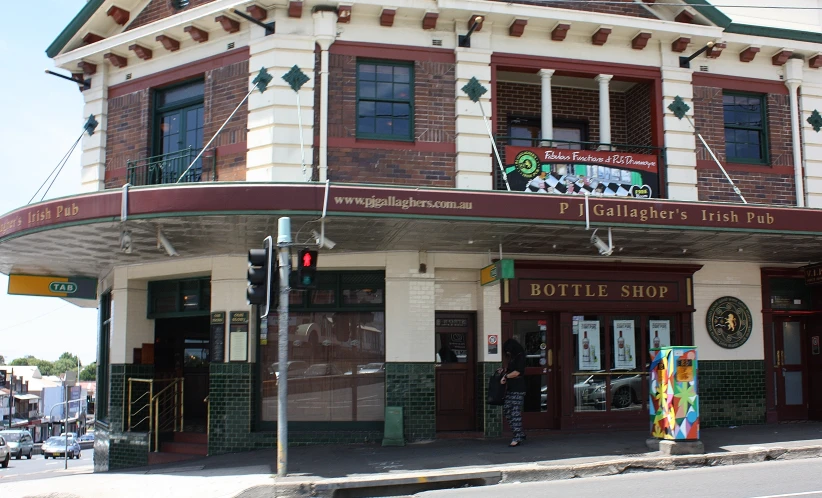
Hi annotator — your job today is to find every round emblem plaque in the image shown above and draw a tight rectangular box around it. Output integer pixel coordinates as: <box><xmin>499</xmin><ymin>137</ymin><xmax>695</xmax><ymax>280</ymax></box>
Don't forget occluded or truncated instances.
<box><xmin>705</xmin><ymin>296</ymin><xmax>753</xmax><ymax>349</ymax></box>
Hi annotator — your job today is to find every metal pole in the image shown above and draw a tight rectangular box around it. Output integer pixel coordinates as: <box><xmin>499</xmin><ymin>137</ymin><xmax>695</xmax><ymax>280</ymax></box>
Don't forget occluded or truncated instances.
<box><xmin>64</xmin><ymin>383</ymin><xmax>68</xmax><ymax>470</ymax></box>
<box><xmin>478</xmin><ymin>103</ymin><xmax>510</xmax><ymax>191</ymax></box>
<box><xmin>276</xmin><ymin>217</ymin><xmax>292</xmax><ymax>477</ymax></box>
<box><xmin>685</xmin><ymin>115</ymin><xmax>747</xmax><ymax>204</ymax></box>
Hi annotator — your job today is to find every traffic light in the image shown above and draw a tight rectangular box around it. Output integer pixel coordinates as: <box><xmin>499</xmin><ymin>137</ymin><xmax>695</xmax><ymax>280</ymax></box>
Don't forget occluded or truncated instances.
<box><xmin>247</xmin><ymin>237</ymin><xmax>277</xmax><ymax>310</ymax></box>
<box><xmin>296</xmin><ymin>248</ymin><xmax>318</xmax><ymax>287</ymax></box>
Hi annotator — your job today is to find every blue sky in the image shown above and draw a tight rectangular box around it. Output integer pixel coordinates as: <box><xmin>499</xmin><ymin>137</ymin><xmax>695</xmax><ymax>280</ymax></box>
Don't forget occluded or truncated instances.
<box><xmin>0</xmin><ymin>1</ymin><xmax>98</xmax><ymax>366</ymax></box>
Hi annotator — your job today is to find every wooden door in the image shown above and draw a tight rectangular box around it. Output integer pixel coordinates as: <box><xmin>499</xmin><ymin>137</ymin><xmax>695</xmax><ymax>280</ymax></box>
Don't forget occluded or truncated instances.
<box><xmin>511</xmin><ymin>314</ymin><xmax>559</xmax><ymax>429</ymax></box>
<box><xmin>435</xmin><ymin>313</ymin><xmax>475</xmax><ymax>431</ymax></box>
<box><xmin>773</xmin><ymin>318</ymin><xmax>809</xmax><ymax>420</ymax></box>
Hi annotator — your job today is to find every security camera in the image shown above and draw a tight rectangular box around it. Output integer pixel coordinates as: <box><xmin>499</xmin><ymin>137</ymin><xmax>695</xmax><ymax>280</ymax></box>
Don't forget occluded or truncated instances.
<box><xmin>590</xmin><ymin>228</ymin><xmax>613</xmax><ymax>256</ymax></box>
<box><xmin>311</xmin><ymin>230</ymin><xmax>336</xmax><ymax>250</ymax></box>
<box><xmin>120</xmin><ymin>229</ymin><xmax>133</xmax><ymax>254</ymax></box>
<box><xmin>157</xmin><ymin>228</ymin><xmax>179</xmax><ymax>257</ymax></box>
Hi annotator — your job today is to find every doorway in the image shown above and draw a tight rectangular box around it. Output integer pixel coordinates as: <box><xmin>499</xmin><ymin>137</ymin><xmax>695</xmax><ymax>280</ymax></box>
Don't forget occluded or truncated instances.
<box><xmin>154</xmin><ymin>316</ymin><xmax>211</xmax><ymax>427</ymax></box>
<box><xmin>435</xmin><ymin>313</ymin><xmax>476</xmax><ymax>432</ymax></box>
<box><xmin>511</xmin><ymin>315</ymin><xmax>559</xmax><ymax>429</ymax></box>
<box><xmin>771</xmin><ymin>317</ymin><xmax>809</xmax><ymax>421</ymax></box>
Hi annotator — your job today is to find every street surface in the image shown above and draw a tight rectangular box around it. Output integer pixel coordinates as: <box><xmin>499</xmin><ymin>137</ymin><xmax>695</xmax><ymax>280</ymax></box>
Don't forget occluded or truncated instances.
<box><xmin>417</xmin><ymin>458</ymin><xmax>822</xmax><ymax>498</ymax></box>
<box><xmin>0</xmin><ymin>451</ymin><xmax>93</xmax><ymax>484</ymax></box>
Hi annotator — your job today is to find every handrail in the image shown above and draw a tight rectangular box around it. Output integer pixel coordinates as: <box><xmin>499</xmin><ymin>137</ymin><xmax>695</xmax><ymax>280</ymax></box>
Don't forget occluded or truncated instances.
<box><xmin>126</xmin><ymin>147</ymin><xmax>216</xmax><ymax>186</ymax></box>
<box><xmin>126</xmin><ymin>377</ymin><xmax>184</xmax><ymax>452</ymax></box>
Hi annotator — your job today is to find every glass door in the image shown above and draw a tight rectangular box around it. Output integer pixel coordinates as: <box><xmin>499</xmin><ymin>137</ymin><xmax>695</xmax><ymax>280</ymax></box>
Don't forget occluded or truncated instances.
<box><xmin>773</xmin><ymin>318</ymin><xmax>808</xmax><ymax>420</ymax></box>
<box><xmin>512</xmin><ymin>316</ymin><xmax>558</xmax><ymax>429</ymax></box>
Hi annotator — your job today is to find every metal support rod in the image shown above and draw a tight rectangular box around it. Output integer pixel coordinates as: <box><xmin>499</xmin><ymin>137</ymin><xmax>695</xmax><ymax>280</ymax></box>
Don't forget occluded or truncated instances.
<box><xmin>127</xmin><ymin>380</ymin><xmax>133</xmax><ymax>430</ymax></box>
<box><xmin>177</xmin><ymin>86</ymin><xmax>255</xmax><ymax>183</ymax></box>
<box><xmin>296</xmin><ymin>89</ymin><xmax>307</xmax><ymax>181</ymax></box>
<box><xmin>121</xmin><ymin>183</ymin><xmax>130</xmax><ymax>222</ymax></box>
<box><xmin>232</xmin><ymin>9</ymin><xmax>275</xmax><ymax>35</ymax></box>
<box><xmin>686</xmin><ymin>116</ymin><xmax>747</xmax><ymax>204</ymax></box>
<box><xmin>319</xmin><ymin>180</ymin><xmax>330</xmax><ymax>247</ymax></box>
<box><xmin>479</xmin><ymin>102</ymin><xmax>510</xmax><ymax>191</ymax></box>
<box><xmin>585</xmin><ymin>192</ymin><xmax>590</xmax><ymax>230</ymax></box>
<box><xmin>277</xmin><ymin>217</ymin><xmax>292</xmax><ymax>477</ymax></box>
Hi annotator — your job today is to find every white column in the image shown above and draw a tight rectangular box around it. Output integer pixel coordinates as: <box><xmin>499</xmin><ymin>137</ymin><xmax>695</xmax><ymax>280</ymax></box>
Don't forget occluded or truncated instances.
<box><xmin>661</xmin><ymin>67</ymin><xmax>698</xmax><ymax>201</ymax></box>
<box><xmin>595</xmin><ymin>74</ymin><xmax>613</xmax><ymax>149</ymax></box>
<box><xmin>785</xmin><ymin>59</ymin><xmax>805</xmax><ymax>207</ymax></box>
<box><xmin>539</xmin><ymin>69</ymin><xmax>555</xmax><ymax>144</ymax></box>
<box><xmin>385</xmin><ymin>252</ymin><xmax>436</xmax><ymax>362</ymax></box>
<box><xmin>455</xmin><ymin>48</ymin><xmax>493</xmax><ymax>190</ymax></box>
<box><xmin>314</xmin><ymin>10</ymin><xmax>337</xmax><ymax>182</ymax></box>
<box><xmin>801</xmin><ymin>82</ymin><xmax>822</xmax><ymax>208</ymax></box>
<box><xmin>80</xmin><ymin>64</ymin><xmax>108</xmax><ymax>192</ymax></box>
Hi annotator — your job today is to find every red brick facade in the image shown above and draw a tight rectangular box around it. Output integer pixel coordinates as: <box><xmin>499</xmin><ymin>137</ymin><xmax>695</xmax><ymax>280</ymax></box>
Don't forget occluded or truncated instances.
<box><xmin>104</xmin><ymin>58</ymin><xmax>249</xmax><ymax>186</ymax></box>
<box><xmin>492</xmin><ymin>0</ymin><xmax>656</xmax><ymax>19</ymax></box>
<box><xmin>324</xmin><ymin>54</ymin><xmax>456</xmax><ymax>187</ymax></box>
<box><xmin>126</xmin><ymin>0</ymin><xmax>218</xmax><ymax>31</ymax></box>
<box><xmin>693</xmin><ymin>85</ymin><xmax>794</xmax><ymax>205</ymax></box>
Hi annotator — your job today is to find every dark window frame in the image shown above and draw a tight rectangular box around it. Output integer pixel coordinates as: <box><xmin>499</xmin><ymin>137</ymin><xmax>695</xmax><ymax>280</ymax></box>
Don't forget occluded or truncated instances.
<box><xmin>355</xmin><ymin>59</ymin><xmax>415</xmax><ymax>142</ymax></box>
<box><xmin>152</xmin><ymin>78</ymin><xmax>205</xmax><ymax>158</ymax></box>
<box><xmin>96</xmin><ymin>291</ymin><xmax>112</xmax><ymax>422</ymax></box>
<box><xmin>723</xmin><ymin>91</ymin><xmax>769</xmax><ymax>165</ymax></box>
<box><xmin>147</xmin><ymin>277</ymin><xmax>211</xmax><ymax>319</ymax></box>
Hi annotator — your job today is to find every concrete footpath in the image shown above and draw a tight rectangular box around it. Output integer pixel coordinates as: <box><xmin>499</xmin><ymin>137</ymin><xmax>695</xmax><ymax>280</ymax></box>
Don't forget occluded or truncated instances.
<box><xmin>4</xmin><ymin>423</ymin><xmax>822</xmax><ymax>498</ymax></box>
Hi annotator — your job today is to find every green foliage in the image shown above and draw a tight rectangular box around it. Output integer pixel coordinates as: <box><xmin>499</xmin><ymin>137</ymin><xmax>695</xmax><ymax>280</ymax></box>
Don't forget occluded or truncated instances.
<box><xmin>0</xmin><ymin>355</ymin><xmax>5</xmax><ymax>365</ymax></box>
<box><xmin>7</xmin><ymin>353</ymin><xmax>84</xmax><ymax>377</ymax></box>
<box><xmin>80</xmin><ymin>362</ymin><xmax>96</xmax><ymax>381</ymax></box>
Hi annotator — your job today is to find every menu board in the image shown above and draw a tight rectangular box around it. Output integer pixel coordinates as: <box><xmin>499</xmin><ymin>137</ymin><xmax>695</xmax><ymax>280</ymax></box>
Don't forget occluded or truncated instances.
<box><xmin>210</xmin><ymin>312</ymin><xmax>226</xmax><ymax>363</ymax></box>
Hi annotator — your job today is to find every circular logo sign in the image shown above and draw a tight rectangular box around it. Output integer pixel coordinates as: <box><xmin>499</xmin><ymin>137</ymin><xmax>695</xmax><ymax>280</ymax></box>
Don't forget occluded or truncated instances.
<box><xmin>706</xmin><ymin>296</ymin><xmax>753</xmax><ymax>349</ymax></box>
<box><xmin>514</xmin><ymin>150</ymin><xmax>541</xmax><ymax>179</ymax></box>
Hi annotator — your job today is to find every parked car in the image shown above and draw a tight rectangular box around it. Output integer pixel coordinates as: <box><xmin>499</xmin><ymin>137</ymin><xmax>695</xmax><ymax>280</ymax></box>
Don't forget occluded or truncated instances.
<box><xmin>574</xmin><ymin>371</ymin><xmax>643</xmax><ymax>409</ymax></box>
<box><xmin>42</xmin><ymin>436</ymin><xmax>82</xmax><ymax>459</ymax></box>
<box><xmin>357</xmin><ymin>363</ymin><xmax>385</xmax><ymax>374</ymax></box>
<box><xmin>303</xmin><ymin>363</ymin><xmax>342</xmax><ymax>377</ymax></box>
<box><xmin>269</xmin><ymin>361</ymin><xmax>308</xmax><ymax>380</ymax></box>
<box><xmin>77</xmin><ymin>433</ymin><xmax>95</xmax><ymax>449</ymax></box>
<box><xmin>0</xmin><ymin>435</ymin><xmax>9</xmax><ymax>468</ymax></box>
<box><xmin>0</xmin><ymin>430</ymin><xmax>34</xmax><ymax>459</ymax></box>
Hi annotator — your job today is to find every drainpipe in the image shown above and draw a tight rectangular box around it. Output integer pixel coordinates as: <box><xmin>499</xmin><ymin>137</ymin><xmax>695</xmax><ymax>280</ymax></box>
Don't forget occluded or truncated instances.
<box><xmin>313</xmin><ymin>8</ymin><xmax>338</xmax><ymax>182</ymax></box>
<box><xmin>785</xmin><ymin>59</ymin><xmax>805</xmax><ymax>207</ymax></box>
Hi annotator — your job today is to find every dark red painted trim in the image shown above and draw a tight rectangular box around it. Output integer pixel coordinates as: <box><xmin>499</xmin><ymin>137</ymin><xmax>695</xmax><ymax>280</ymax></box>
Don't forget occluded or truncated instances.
<box><xmin>651</xmin><ymin>76</ymin><xmax>666</xmax><ymax>198</ymax></box>
<box><xmin>491</xmin><ymin>63</ymin><xmax>498</xmax><ymax>142</ymax></box>
<box><xmin>329</xmin><ymin>41</ymin><xmax>455</xmax><ymax>63</ymax></box>
<box><xmin>696</xmin><ymin>159</ymin><xmax>794</xmax><ymax>175</ymax></box>
<box><xmin>327</xmin><ymin>137</ymin><xmax>455</xmax><ymax>153</ymax></box>
<box><xmin>109</xmin><ymin>47</ymin><xmax>250</xmax><ymax>97</ymax></box>
<box><xmin>491</xmin><ymin>53</ymin><xmax>661</xmax><ymax>81</ymax></box>
<box><xmin>692</xmin><ymin>73</ymin><xmax>788</xmax><ymax>95</ymax></box>
<box><xmin>216</xmin><ymin>142</ymin><xmax>246</xmax><ymax>156</ymax></box>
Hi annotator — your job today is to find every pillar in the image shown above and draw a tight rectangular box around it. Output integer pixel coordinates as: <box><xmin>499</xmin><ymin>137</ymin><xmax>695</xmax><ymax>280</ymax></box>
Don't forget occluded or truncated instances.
<box><xmin>785</xmin><ymin>59</ymin><xmax>805</xmax><ymax>207</ymax></box>
<box><xmin>661</xmin><ymin>67</ymin><xmax>698</xmax><ymax>201</ymax></box>
<box><xmin>80</xmin><ymin>64</ymin><xmax>108</xmax><ymax>192</ymax></box>
<box><xmin>539</xmin><ymin>69</ymin><xmax>555</xmax><ymax>145</ymax></box>
<box><xmin>596</xmin><ymin>74</ymin><xmax>613</xmax><ymax>149</ymax></box>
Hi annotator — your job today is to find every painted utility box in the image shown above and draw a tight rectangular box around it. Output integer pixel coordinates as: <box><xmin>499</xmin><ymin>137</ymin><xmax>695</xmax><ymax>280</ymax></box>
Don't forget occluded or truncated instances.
<box><xmin>650</xmin><ymin>346</ymin><xmax>699</xmax><ymax>440</ymax></box>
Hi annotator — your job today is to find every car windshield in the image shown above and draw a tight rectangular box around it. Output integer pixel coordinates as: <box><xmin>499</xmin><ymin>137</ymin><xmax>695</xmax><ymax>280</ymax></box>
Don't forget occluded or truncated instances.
<box><xmin>46</xmin><ymin>437</ymin><xmax>68</xmax><ymax>445</ymax></box>
<box><xmin>0</xmin><ymin>432</ymin><xmax>21</xmax><ymax>442</ymax></box>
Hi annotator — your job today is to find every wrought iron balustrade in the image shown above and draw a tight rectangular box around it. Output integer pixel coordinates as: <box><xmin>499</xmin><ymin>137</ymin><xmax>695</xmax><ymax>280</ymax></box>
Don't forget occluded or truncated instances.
<box><xmin>126</xmin><ymin>147</ymin><xmax>216</xmax><ymax>186</ymax></box>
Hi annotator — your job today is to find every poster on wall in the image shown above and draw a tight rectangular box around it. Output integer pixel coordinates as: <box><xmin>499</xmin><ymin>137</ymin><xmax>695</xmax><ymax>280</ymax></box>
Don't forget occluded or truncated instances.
<box><xmin>649</xmin><ymin>320</ymin><xmax>671</xmax><ymax>349</ymax></box>
<box><xmin>613</xmin><ymin>320</ymin><xmax>636</xmax><ymax>370</ymax></box>
<box><xmin>505</xmin><ymin>146</ymin><xmax>659</xmax><ymax>198</ymax></box>
<box><xmin>578</xmin><ymin>320</ymin><xmax>601</xmax><ymax>371</ymax></box>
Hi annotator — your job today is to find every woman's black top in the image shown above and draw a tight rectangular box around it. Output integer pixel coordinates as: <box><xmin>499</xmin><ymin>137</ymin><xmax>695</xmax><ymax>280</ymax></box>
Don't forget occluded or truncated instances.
<box><xmin>506</xmin><ymin>352</ymin><xmax>527</xmax><ymax>393</ymax></box>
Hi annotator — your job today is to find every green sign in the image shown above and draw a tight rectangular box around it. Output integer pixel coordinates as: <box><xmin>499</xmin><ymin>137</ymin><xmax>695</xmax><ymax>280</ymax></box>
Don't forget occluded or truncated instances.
<box><xmin>48</xmin><ymin>282</ymin><xmax>78</xmax><ymax>294</ymax></box>
<box><xmin>480</xmin><ymin>259</ymin><xmax>515</xmax><ymax>286</ymax></box>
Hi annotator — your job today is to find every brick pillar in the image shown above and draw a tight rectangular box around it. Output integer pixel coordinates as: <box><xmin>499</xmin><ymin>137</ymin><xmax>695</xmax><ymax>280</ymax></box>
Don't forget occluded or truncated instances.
<box><xmin>802</xmin><ymin>82</ymin><xmax>822</xmax><ymax>208</ymax></box>
<box><xmin>455</xmin><ymin>48</ymin><xmax>493</xmax><ymax>190</ymax></box>
<box><xmin>662</xmin><ymin>67</ymin><xmax>698</xmax><ymax>201</ymax></box>
<box><xmin>80</xmin><ymin>63</ymin><xmax>108</xmax><ymax>192</ymax></box>
<box><xmin>246</xmin><ymin>35</ymin><xmax>316</xmax><ymax>182</ymax></box>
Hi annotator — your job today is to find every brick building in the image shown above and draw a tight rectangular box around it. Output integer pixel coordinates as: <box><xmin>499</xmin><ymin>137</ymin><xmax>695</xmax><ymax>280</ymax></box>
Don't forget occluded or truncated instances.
<box><xmin>0</xmin><ymin>0</ymin><xmax>821</xmax><ymax>470</ymax></box>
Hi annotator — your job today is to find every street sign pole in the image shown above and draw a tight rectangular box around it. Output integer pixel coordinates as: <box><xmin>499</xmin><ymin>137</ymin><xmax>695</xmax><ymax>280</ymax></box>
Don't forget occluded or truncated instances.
<box><xmin>276</xmin><ymin>217</ymin><xmax>292</xmax><ymax>477</ymax></box>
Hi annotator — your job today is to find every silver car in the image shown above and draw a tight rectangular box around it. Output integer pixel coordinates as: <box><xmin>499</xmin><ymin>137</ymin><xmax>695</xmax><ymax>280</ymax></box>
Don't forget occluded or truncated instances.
<box><xmin>42</xmin><ymin>436</ymin><xmax>81</xmax><ymax>459</ymax></box>
<box><xmin>0</xmin><ymin>430</ymin><xmax>34</xmax><ymax>459</ymax></box>
<box><xmin>0</xmin><ymin>435</ymin><xmax>9</xmax><ymax>468</ymax></box>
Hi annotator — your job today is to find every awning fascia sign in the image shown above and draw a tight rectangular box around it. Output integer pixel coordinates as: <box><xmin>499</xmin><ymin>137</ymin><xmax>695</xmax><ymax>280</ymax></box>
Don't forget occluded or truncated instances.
<box><xmin>8</xmin><ymin>274</ymin><xmax>97</xmax><ymax>299</ymax></box>
<box><xmin>481</xmin><ymin>259</ymin><xmax>515</xmax><ymax>286</ymax></box>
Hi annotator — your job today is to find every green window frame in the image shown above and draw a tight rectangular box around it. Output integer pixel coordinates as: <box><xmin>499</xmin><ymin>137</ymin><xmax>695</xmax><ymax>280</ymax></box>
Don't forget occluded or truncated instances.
<box><xmin>96</xmin><ymin>291</ymin><xmax>112</xmax><ymax>422</ymax></box>
<box><xmin>356</xmin><ymin>60</ymin><xmax>414</xmax><ymax>141</ymax></box>
<box><xmin>147</xmin><ymin>277</ymin><xmax>211</xmax><ymax>318</ymax></box>
<box><xmin>723</xmin><ymin>92</ymin><xmax>769</xmax><ymax>164</ymax></box>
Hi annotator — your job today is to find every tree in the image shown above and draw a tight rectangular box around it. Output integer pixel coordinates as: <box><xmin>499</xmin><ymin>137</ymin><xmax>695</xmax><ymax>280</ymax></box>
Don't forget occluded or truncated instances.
<box><xmin>0</xmin><ymin>355</ymin><xmax>5</xmax><ymax>365</ymax></box>
<box><xmin>9</xmin><ymin>356</ymin><xmax>55</xmax><ymax>376</ymax></box>
<box><xmin>80</xmin><ymin>362</ymin><xmax>96</xmax><ymax>381</ymax></box>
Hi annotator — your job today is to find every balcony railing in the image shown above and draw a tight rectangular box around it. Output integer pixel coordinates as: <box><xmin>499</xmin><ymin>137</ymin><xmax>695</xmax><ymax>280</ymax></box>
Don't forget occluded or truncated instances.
<box><xmin>493</xmin><ymin>136</ymin><xmax>665</xmax><ymax>196</ymax></box>
<box><xmin>126</xmin><ymin>147</ymin><xmax>216</xmax><ymax>187</ymax></box>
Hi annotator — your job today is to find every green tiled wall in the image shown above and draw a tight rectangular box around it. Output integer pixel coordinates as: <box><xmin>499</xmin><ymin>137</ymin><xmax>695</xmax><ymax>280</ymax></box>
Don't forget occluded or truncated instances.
<box><xmin>209</xmin><ymin>362</ymin><xmax>253</xmax><ymax>455</ymax></box>
<box><xmin>108</xmin><ymin>431</ymin><xmax>150</xmax><ymax>470</ymax></box>
<box><xmin>699</xmin><ymin>360</ymin><xmax>766</xmax><ymax>427</ymax></box>
<box><xmin>109</xmin><ymin>364</ymin><xmax>154</xmax><ymax>433</ymax></box>
<box><xmin>385</xmin><ymin>362</ymin><xmax>436</xmax><ymax>441</ymax></box>
<box><xmin>479</xmin><ymin>362</ymin><xmax>503</xmax><ymax>437</ymax></box>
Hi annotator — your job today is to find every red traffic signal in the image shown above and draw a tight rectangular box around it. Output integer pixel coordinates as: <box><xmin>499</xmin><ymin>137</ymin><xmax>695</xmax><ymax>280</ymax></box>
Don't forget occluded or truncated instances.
<box><xmin>297</xmin><ymin>249</ymin><xmax>318</xmax><ymax>287</ymax></box>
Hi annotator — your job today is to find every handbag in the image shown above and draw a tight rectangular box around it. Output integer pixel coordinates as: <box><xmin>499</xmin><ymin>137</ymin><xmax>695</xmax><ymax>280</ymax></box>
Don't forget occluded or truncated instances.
<box><xmin>487</xmin><ymin>371</ymin><xmax>506</xmax><ymax>405</ymax></box>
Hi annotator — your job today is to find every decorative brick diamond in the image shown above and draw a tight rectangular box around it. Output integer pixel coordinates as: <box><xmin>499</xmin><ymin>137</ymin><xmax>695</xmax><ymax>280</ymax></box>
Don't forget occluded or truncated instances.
<box><xmin>668</xmin><ymin>96</ymin><xmax>690</xmax><ymax>120</ymax></box>
<box><xmin>252</xmin><ymin>67</ymin><xmax>273</xmax><ymax>93</ymax></box>
<box><xmin>808</xmin><ymin>109</ymin><xmax>822</xmax><ymax>133</ymax></box>
<box><xmin>84</xmin><ymin>114</ymin><xmax>99</xmax><ymax>136</ymax></box>
<box><xmin>282</xmin><ymin>65</ymin><xmax>310</xmax><ymax>92</ymax></box>
<box><xmin>461</xmin><ymin>77</ymin><xmax>487</xmax><ymax>103</ymax></box>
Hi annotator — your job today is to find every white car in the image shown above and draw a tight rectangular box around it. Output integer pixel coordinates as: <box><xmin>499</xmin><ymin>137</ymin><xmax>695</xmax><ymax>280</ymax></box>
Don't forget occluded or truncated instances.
<box><xmin>0</xmin><ymin>435</ymin><xmax>10</xmax><ymax>468</ymax></box>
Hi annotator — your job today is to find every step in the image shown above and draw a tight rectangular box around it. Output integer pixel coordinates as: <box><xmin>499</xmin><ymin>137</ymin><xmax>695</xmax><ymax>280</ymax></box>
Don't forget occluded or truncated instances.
<box><xmin>160</xmin><ymin>441</ymin><xmax>208</xmax><ymax>456</ymax></box>
<box><xmin>148</xmin><ymin>452</ymin><xmax>202</xmax><ymax>466</ymax></box>
<box><xmin>173</xmin><ymin>432</ymin><xmax>208</xmax><ymax>444</ymax></box>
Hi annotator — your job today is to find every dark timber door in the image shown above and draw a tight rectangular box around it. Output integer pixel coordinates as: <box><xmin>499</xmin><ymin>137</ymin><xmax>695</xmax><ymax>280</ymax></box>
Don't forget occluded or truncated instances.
<box><xmin>511</xmin><ymin>314</ymin><xmax>559</xmax><ymax>429</ymax></box>
<box><xmin>435</xmin><ymin>313</ymin><xmax>475</xmax><ymax>431</ymax></box>
<box><xmin>773</xmin><ymin>317</ymin><xmax>809</xmax><ymax>421</ymax></box>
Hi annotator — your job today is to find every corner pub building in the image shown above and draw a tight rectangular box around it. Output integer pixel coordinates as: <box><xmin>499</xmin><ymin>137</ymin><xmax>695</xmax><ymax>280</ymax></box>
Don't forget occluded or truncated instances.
<box><xmin>1</xmin><ymin>0</ymin><xmax>822</xmax><ymax>470</ymax></box>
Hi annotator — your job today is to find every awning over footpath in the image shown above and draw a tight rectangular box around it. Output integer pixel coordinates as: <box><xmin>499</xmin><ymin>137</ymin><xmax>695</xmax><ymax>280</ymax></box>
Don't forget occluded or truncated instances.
<box><xmin>0</xmin><ymin>183</ymin><xmax>820</xmax><ymax>278</ymax></box>
<box><xmin>13</xmin><ymin>393</ymin><xmax>40</xmax><ymax>402</ymax></box>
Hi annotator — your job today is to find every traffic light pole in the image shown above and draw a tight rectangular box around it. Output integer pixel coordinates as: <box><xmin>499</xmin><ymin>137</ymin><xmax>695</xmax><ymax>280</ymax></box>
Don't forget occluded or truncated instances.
<box><xmin>276</xmin><ymin>217</ymin><xmax>292</xmax><ymax>477</ymax></box>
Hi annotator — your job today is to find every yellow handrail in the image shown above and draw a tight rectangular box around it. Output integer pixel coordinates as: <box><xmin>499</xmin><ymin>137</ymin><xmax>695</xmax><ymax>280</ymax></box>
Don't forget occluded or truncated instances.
<box><xmin>126</xmin><ymin>377</ymin><xmax>184</xmax><ymax>452</ymax></box>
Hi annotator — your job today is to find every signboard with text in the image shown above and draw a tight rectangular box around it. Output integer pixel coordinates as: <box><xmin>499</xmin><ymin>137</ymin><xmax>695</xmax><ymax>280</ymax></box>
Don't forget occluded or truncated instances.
<box><xmin>8</xmin><ymin>274</ymin><xmax>97</xmax><ymax>300</ymax></box>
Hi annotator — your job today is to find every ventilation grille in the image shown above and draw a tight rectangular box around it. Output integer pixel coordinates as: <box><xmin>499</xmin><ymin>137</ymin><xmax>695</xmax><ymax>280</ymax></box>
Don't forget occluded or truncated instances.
<box><xmin>779</xmin><ymin>74</ymin><xmax>784</xmax><ymax>80</ymax></box>
<box><xmin>699</xmin><ymin>65</ymin><xmax>709</xmax><ymax>72</ymax></box>
<box><xmin>125</xmin><ymin>73</ymin><xmax>132</xmax><ymax>80</ymax></box>
<box><xmin>227</xmin><ymin>42</ymin><xmax>235</xmax><ymax>50</ymax></box>
<box><xmin>432</xmin><ymin>39</ymin><xmax>442</xmax><ymax>46</ymax></box>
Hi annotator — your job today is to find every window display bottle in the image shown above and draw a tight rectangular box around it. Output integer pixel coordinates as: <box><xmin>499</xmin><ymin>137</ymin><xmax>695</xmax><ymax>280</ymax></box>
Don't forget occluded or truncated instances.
<box><xmin>653</xmin><ymin>331</ymin><xmax>660</xmax><ymax>348</ymax></box>
<box><xmin>617</xmin><ymin>331</ymin><xmax>625</xmax><ymax>362</ymax></box>
<box><xmin>582</xmin><ymin>331</ymin><xmax>590</xmax><ymax>362</ymax></box>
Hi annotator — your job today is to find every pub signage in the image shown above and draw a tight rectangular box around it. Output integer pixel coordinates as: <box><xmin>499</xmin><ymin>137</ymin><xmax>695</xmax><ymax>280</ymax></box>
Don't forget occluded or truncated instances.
<box><xmin>705</xmin><ymin>296</ymin><xmax>753</xmax><ymax>349</ymax></box>
<box><xmin>804</xmin><ymin>263</ymin><xmax>822</xmax><ymax>286</ymax></box>
<box><xmin>521</xmin><ymin>279</ymin><xmax>678</xmax><ymax>302</ymax></box>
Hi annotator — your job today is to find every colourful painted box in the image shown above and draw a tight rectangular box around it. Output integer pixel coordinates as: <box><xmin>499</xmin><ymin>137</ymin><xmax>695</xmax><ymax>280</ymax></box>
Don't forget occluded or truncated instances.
<box><xmin>650</xmin><ymin>346</ymin><xmax>699</xmax><ymax>440</ymax></box>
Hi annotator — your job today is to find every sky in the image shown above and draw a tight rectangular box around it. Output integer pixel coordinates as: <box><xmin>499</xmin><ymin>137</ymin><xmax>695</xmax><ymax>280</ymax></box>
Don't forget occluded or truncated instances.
<box><xmin>0</xmin><ymin>1</ymin><xmax>98</xmax><ymax>367</ymax></box>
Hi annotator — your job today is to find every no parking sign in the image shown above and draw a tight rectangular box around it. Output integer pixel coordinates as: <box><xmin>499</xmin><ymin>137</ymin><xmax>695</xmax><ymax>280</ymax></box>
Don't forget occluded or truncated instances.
<box><xmin>488</xmin><ymin>335</ymin><xmax>498</xmax><ymax>355</ymax></box>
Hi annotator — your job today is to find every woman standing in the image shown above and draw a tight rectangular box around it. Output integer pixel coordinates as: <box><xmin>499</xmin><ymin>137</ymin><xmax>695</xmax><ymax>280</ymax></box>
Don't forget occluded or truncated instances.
<box><xmin>500</xmin><ymin>338</ymin><xmax>527</xmax><ymax>447</ymax></box>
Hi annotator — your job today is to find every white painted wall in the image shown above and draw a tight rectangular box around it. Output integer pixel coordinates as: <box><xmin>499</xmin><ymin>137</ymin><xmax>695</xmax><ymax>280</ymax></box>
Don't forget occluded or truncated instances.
<box><xmin>692</xmin><ymin>261</ymin><xmax>764</xmax><ymax>360</ymax></box>
<box><xmin>385</xmin><ymin>252</ymin><xmax>435</xmax><ymax>362</ymax></box>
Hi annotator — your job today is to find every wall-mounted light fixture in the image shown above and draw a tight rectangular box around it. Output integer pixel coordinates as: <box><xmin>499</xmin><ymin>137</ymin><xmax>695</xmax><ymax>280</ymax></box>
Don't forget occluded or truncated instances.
<box><xmin>679</xmin><ymin>41</ymin><xmax>715</xmax><ymax>68</ymax></box>
<box><xmin>458</xmin><ymin>15</ymin><xmax>484</xmax><ymax>48</ymax></box>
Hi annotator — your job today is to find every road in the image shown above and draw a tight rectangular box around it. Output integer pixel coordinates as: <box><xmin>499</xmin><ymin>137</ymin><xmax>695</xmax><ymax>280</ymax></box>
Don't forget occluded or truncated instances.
<box><xmin>0</xmin><ymin>450</ymin><xmax>93</xmax><ymax>484</ymax></box>
<box><xmin>417</xmin><ymin>458</ymin><xmax>822</xmax><ymax>498</ymax></box>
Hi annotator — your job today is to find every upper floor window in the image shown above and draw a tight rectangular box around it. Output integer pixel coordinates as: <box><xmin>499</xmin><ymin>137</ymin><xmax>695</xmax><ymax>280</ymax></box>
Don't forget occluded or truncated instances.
<box><xmin>152</xmin><ymin>80</ymin><xmax>205</xmax><ymax>182</ymax></box>
<box><xmin>723</xmin><ymin>93</ymin><xmax>767</xmax><ymax>164</ymax></box>
<box><xmin>356</xmin><ymin>61</ymin><xmax>413</xmax><ymax>141</ymax></box>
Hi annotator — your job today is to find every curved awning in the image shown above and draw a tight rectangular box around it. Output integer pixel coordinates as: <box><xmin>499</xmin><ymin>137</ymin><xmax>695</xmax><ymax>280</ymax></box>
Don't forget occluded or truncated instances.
<box><xmin>0</xmin><ymin>182</ymin><xmax>820</xmax><ymax>277</ymax></box>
